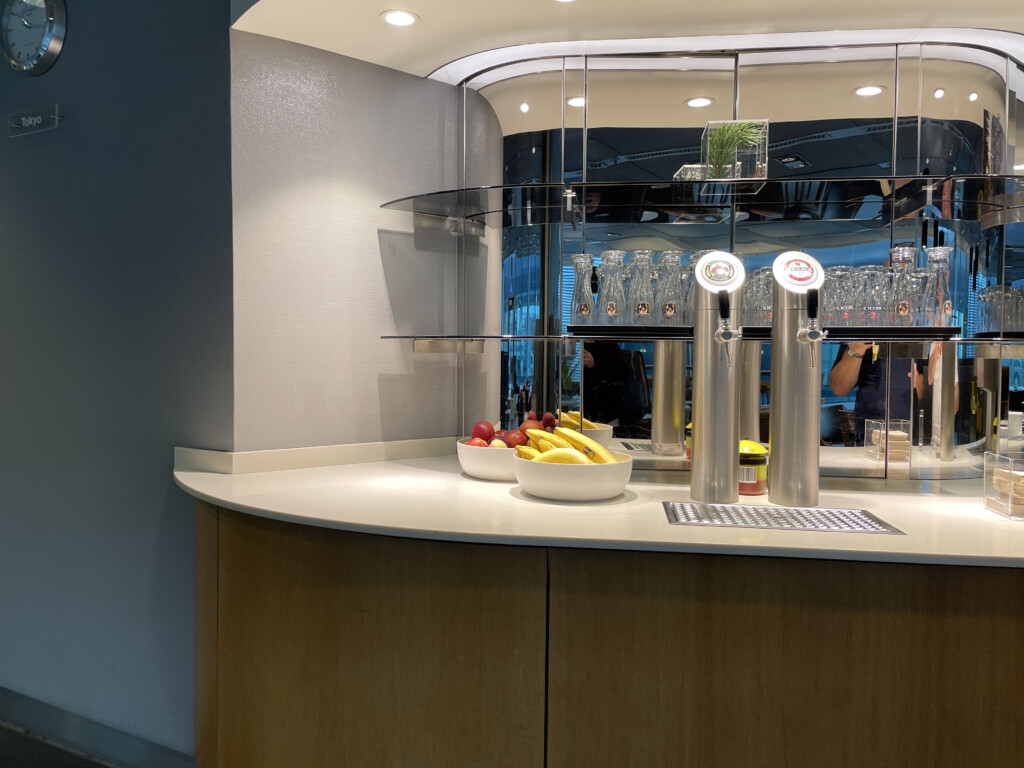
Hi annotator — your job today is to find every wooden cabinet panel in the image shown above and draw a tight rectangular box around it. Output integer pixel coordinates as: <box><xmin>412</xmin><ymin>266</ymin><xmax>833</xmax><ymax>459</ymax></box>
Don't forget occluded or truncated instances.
<box><xmin>202</xmin><ymin>506</ymin><xmax>547</xmax><ymax>768</ymax></box>
<box><xmin>548</xmin><ymin>548</ymin><xmax>1024</xmax><ymax>768</ymax></box>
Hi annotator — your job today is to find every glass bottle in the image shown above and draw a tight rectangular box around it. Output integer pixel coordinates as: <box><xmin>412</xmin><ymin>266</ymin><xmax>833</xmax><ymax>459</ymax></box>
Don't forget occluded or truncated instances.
<box><xmin>923</xmin><ymin>245</ymin><xmax>954</xmax><ymax>327</ymax></box>
<box><xmin>597</xmin><ymin>250</ymin><xmax>627</xmax><ymax>326</ymax></box>
<box><xmin>626</xmin><ymin>250</ymin><xmax>656</xmax><ymax>326</ymax></box>
<box><xmin>570</xmin><ymin>253</ymin><xmax>596</xmax><ymax>325</ymax></box>
<box><xmin>888</xmin><ymin>244</ymin><xmax>917</xmax><ymax>327</ymax></box>
<box><xmin>655</xmin><ymin>251</ymin><xmax>684</xmax><ymax>327</ymax></box>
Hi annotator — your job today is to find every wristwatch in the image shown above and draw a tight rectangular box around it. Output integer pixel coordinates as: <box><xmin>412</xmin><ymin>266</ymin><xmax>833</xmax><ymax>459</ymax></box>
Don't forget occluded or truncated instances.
<box><xmin>846</xmin><ymin>348</ymin><xmax>864</xmax><ymax>359</ymax></box>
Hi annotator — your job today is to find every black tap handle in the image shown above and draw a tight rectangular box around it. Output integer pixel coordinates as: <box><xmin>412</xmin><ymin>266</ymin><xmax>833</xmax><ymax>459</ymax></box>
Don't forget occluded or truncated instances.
<box><xmin>717</xmin><ymin>289</ymin><xmax>730</xmax><ymax>323</ymax></box>
<box><xmin>807</xmin><ymin>287</ymin><xmax>819</xmax><ymax>322</ymax></box>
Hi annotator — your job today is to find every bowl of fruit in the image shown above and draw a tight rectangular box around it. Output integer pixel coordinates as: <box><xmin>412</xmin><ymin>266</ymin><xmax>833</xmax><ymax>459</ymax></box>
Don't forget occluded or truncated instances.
<box><xmin>457</xmin><ymin>412</ymin><xmax>560</xmax><ymax>482</ymax></box>
<box><xmin>512</xmin><ymin>427</ymin><xmax>632</xmax><ymax>502</ymax></box>
<box><xmin>558</xmin><ymin>410</ymin><xmax>613</xmax><ymax>447</ymax></box>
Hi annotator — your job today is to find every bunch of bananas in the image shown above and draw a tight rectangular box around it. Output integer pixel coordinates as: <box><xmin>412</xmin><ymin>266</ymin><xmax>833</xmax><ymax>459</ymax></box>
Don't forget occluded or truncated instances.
<box><xmin>555</xmin><ymin>410</ymin><xmax>598</xmax><ymax>430</ymax></box>
<box><xmin>514</xmin><ymin>427</ymin><xmax>617</xmax><ymax>465</ymax></box>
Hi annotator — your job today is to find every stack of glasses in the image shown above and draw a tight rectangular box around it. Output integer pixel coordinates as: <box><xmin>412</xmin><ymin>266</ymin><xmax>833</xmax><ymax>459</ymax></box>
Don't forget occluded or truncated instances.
<box><xmin>978</xmin><ymin>285</ymin><xmax>1024</xmax><ymax>334</ymax></box>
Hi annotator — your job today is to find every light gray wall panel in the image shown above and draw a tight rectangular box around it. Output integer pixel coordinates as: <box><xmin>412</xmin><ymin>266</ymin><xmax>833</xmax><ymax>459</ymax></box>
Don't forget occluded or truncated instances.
<box><xmin>231</xmin><ymin>31</ymin><xmax>502</xmax><ymax>449</ymax></box>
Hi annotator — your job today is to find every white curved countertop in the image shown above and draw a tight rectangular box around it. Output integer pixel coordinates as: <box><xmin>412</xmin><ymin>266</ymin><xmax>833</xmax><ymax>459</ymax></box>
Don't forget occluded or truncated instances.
<box><xmin>174</xmin><ymin>440</ymin><xmax>1024</xmax><ymax>568</ymax></box>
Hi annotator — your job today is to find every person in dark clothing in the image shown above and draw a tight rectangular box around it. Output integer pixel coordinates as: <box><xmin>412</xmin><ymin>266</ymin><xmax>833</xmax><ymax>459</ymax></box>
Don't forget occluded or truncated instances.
<box><xmin>829</xmin><ymin>342</ymin><xmax>922</xmax><ymax>444</ymax></box>
<box><xmin>581</xmin><ymin>340</ymin><xmax>645</xmax><ymax>427</ymax></box>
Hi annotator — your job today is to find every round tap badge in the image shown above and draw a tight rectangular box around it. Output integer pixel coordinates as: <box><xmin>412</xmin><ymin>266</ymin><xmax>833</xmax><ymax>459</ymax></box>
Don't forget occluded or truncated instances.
<box><xmin>771</xmin><ymin>251</ymin><xmax>824</xmax><ymax>293</ymax></box>
<box><xmin>693</xmin><ymin>251</ymin><xmax>745</xmax><ymax>294</ymax></box>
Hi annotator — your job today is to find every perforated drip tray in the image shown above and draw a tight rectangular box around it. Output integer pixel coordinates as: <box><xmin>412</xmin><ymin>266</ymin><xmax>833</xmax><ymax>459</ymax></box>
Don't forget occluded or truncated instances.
<box><xmin>663</xmin><ymin>502</ymin><xmax>905</xmax><ymax>535</ymax></box>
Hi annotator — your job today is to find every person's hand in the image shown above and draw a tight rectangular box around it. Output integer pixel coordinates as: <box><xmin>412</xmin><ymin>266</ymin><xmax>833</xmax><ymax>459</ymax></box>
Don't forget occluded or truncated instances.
<box><xmin>849</xmin><ymin>341</ymin><xmax>873</xmax><ymax>357</ymax></box>
<box><xmin>582</xmin><ymin>349</ymin><xmax>594</xmax><ymax>368</ymax></box>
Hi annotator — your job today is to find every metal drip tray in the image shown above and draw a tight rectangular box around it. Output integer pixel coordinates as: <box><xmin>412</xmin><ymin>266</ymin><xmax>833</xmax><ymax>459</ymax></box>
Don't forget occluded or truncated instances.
<box><xmin>663</xmin><ymin>502</ymin><xmax>905</xmax><ymax>535</ymax></box>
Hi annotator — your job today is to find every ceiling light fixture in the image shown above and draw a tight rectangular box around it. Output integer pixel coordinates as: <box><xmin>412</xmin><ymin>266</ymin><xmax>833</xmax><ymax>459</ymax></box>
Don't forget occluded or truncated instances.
<box><xmin>686</xmin><ymin>97</ymin><xmax>714</xmax><ymax>108</ymax></box>
<box><xmin>933</xmin><ymin>88</ymin><xmax>945</xmax><ymax>99</ymax></box>
<box><xmin>519</xmin><ymin>102</ymin><xmax>530</xmax><ymax>113</ymax></box>
<box><xmin>380</xmin><ymin>10</ymin><xmax>418</xmax><ymax>26</ymax></box>
<box><xmin>969</xmin><ymin>92</ymin><xmax>979</xmax><ymax>102</ymax></box>
<box><xmin>854</xmin><ymin>85</ymin><xmax>884</xmax><ymax>97</ymax></box>
<box><xmin>555</xmin><ymin>0</ymin><xmax>576</xmax><ymax>3</ymax></box>
<box><xmin>1015</xmin><ymin>163</ymin><xmax>1024</xmax><ymax>171</ymax></box>
<box><xmin>566</xmin><ymin>96</ymin><xmax>585</xmax><ymax>108</ymax></box>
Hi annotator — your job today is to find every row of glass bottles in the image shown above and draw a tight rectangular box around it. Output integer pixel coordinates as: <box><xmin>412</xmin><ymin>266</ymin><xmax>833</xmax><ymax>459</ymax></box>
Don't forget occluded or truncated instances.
<box><xmin>571</xmin><ymin>250</ymin><xmax>704</xmax><ymax>327</ymax></box>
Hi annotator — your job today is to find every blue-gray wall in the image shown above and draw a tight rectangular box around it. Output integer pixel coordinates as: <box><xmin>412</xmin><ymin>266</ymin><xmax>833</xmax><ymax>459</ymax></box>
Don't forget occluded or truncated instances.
<box><xmin>0</xmin><ymin>0</ymin><xmax>234</xmax><ymax>754</ymax></box>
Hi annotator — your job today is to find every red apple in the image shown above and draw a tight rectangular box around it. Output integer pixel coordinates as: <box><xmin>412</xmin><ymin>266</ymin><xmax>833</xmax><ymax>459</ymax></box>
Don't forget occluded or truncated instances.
<box><xmin>527</xmin><ymin>410</ymin><xmax>537</xmax><ymax>421</ymax></box>
<box><xmin>466</xmin><ymin>437</ymin><xmax>489</xmax><ymax>447</ymax></box>
<box><xmin>470</xmin><ymin>421</ymin><xmax>495</xmax><ymax>443</ymax></box>
<box><xmin>505</xmin><ymin>430</ymin><xmax>529</xmax><ymax>448</ymax></box>
<box><xmin>520</xmin><ymin>419</ymin><xmax>543</xmax><ymax>433</ymax></box>
<box><xmin>542</xmin><ymin>411</ymin><xmax>557</xmax><ymax>428</ymax></box>
<box><xmin>494</xmin><ymin>429</ymin><xmax>510</xmax><ymax>440</ymax></box>
<box><xmin>489</xmin><ymin>438</ymin><xmax>509</xmax><ymax>448</ymax></box>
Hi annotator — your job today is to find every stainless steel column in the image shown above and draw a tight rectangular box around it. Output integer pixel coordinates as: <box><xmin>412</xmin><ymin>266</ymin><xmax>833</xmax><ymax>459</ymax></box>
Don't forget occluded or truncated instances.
<box><xmin>977</xmin><ymin>357</ymin><xmax>1001</xmax><ymax>453</ymax></box>
<box><xmin>651</xmin><ymin>341</ymin><xmax>685</xmax><ymax>455</ymax></box>
<box><xmin>768</xmin><ymin>253</ymin><xmax>825</xmax><ymax>507</ymax></box>
<box><xmin>739</xmin><ymin>341</ymin><xmax>762</xmax><ymax>443</ymax></box>
<box><xmin>691</xmin><ymin>252</ymin><xmax>745</xmax><ymax>504</ymax></box>
<box><xmin>939</xmin><ymin>340</ymin><xmax>956</xmax><ymax>461</ymax></box>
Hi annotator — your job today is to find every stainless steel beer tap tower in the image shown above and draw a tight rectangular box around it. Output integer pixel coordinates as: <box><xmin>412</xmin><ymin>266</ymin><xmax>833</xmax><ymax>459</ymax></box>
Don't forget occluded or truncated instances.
<box><xmin>691</xmin><ymin>251</ymin><xmax>745</xmax><ymax>503</ymax></box>
<box><xmin>768</xmin><ymin>252</ymin><xmax>826</xmax><ymax>507</ymax></box>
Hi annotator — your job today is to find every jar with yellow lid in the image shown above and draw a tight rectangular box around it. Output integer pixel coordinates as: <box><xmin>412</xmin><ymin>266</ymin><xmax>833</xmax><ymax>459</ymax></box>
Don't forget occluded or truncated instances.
<box><xmin>739</xmin><ymin>440</ymin><xmax>768</xmax><ymax>496</ymax></box>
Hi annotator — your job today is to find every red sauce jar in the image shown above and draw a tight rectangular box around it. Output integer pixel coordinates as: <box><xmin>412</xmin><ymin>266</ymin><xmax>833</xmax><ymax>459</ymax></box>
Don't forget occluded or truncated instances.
<box><xmin>739</xmin><ymin>451</ymin><xmax>768</xmax><ymax>495</ymax></box>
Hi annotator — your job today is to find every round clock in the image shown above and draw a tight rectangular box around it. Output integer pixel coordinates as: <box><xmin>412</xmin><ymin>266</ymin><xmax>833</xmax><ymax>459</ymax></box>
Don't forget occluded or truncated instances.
<box><xmin>1</xmin><ymin>0</ymin><xmax>66</xmax><ymax>75</ymax></box>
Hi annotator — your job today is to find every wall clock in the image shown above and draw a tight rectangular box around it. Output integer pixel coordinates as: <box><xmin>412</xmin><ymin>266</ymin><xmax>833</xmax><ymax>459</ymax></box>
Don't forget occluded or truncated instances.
<box><xmin>1</xmin><ymin>0</ymin><xmax>66</xmax><ymax>75</ymax></box>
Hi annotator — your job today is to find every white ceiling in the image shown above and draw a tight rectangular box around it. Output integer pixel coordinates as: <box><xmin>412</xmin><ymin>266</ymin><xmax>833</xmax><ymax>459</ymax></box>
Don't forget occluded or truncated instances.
<box><xmin>232</xmin><ymin>1</ymin><xmax>1024</xmax><ymax>79</ymax></box>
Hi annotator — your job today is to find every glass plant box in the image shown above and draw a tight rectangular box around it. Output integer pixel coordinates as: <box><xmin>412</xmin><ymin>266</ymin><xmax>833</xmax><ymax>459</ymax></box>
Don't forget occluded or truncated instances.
<box><xmin>984</xmin><ymin>452</ymin><xmax>1024</xmax><ymax>520</ymax></box>
<box><xmin>865</xmin><ymin>419</ymin><xmax>911</xmax><ymax>467</ymax></box>
<box><xmin>700</xmin><ymin>119</ymin><xmax>769</xmax><ymax>180</ymax></box>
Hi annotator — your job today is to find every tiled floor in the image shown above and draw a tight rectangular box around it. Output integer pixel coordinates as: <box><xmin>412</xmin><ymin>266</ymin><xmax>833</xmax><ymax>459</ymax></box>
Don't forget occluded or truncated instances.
<box><xmin>0</xmin><ymin>724</ymin><xmax>106</xmax><ymax>768</ymax></box>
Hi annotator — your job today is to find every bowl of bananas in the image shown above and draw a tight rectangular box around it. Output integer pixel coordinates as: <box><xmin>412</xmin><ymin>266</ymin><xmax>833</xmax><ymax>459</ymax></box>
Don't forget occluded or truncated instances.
<box><xmin>513</xmin><ymin>427</ymin><xmax>632</xmax><ymax>502</ymax></box>
<box><xmin>557</xmin><ymin>409</ymin><xmax>613</xmax><ymax>447</ymax></box>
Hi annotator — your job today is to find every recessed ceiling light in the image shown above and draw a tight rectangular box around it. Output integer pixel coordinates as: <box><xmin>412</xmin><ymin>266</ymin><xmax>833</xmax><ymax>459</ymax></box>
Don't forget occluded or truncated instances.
<box><xmin>969</xmin><ymin>92</ymin><xmax>979</xmax><ymax>102</ymax></box>
<box><xmin>1015</xmin><ymin>163</ymin><xmax>1024</xmax><ymax>171</ymax></box>
<box><xmin>686</xmin><ymin>97</ymin><xmax>714</xmax><ymax>108</ymax></box>
<box><xmin>566</xmin><ymin>96</ymin><xmax>585</xmax><ymax>108</ymax></box>
<box><xmin>519</xmin><ymin>102</ymin><xmax>530</xmax><ymax>113</ymax></box>
<box><xmin>854</xmin><ymin>85</ymin><xmax>884</xmax><ymax>97</ymax></box>
<box><xmin>933</xmin><ymin>88</ymin><xmax>945</xmax><ymax>99</ymax></box>
<box><xmin>380</xmin><ymin>10</ymin><xmax>418</xmax><ymax>26</ymax></box>
<box><xmin>555</xmin><ymin>0</ymin><xmax>576</xmax><ymax>3</ymax></box>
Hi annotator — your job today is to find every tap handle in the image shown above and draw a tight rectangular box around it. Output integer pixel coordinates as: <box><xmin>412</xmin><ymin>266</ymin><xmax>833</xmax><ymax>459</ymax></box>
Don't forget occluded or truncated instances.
<box><xmin>807</xmin><ymin>287</ymin><xmax>819</xmax><ymax>324</ymax></box>
<box><xmin>717</xmin><ymin>289</ymin><xmax>731</xmax><ymax>324</ymax></box>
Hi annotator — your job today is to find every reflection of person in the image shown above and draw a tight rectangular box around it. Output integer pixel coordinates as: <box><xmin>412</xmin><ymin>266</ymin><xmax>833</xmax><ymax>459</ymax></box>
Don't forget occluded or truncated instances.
<box><xmin>829</xmin><ymin>342</ymin><xmax>922</xmax><ymax>444</ymax></box>
<box><xmin>581</xmin><ymin>340</ymin><xmax>644</xmax><ymax>427</ymax></box>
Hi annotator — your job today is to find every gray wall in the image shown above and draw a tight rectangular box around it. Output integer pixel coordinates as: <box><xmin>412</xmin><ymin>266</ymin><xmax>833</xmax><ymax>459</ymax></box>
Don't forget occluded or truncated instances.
<box><xmin>0</xmin><ymin>0</ymin><xmax>234</xmax><ymax>755</ymax></box>
<box><xmin>231</xmin><ymin>31</ymin><xmax>502</xmax><ymax>450</ymax></box>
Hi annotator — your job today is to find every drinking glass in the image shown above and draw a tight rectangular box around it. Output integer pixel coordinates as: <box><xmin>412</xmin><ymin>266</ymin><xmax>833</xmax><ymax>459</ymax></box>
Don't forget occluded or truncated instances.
<box><xmin>923</xmin><ymin>245</ymin><xmax>953</xmax><ymax>327</ymax></box>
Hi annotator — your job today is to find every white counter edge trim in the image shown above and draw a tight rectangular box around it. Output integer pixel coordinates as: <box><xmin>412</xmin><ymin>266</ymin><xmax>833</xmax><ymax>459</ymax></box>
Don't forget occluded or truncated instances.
<box><xmin>174</xmin><ymin>436</ymin><xmax>457</xmax><ymax>474</ymax></box>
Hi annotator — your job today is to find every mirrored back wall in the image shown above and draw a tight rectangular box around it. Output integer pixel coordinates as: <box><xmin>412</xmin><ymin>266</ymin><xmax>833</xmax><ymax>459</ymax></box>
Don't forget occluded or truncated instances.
<box><xmin>462</xmin><ymin>43</ymin><xmax>1024</xmax><ymax>185</ymax></box>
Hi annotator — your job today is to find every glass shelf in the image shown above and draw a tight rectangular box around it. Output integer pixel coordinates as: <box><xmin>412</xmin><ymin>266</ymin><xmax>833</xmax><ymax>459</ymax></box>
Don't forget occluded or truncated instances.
<box><xmin>381</xmin><ymin>175</ymin><xmax>1024</xmax><ymax>228</ymax></box>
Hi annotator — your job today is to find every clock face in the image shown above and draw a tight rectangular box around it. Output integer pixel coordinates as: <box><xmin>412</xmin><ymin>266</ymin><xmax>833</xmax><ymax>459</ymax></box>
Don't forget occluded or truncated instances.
<box><xmin>1</xmin><ymin>0</ymin><xmax>65</xmax><ymax>74</ymax></box>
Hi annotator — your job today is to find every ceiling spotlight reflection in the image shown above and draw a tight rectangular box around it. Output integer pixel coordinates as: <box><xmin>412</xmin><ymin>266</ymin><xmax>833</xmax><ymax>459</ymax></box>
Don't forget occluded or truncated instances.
<box><xmin>519</xmin><ymin>102</ymin><xmax>530</xmax><ymax>113</ymax></box>
<box><xmin>854</xmin><ymin>85</ymin><xmax>884</xmax><ymax>97</ymax></box>
<box><xmin>969</xmin><ymin>92</ymin><xmax>979</xmax><ymax>102</ymax></box>
<box><xmin>933</xmin><ymin>88</ymin><xmax>945</xmax><ymax>99</ymax></box>
<box><xmin>566</xmin><ymin>96</ymin><xmax>585</xmax><ymax>108</ymax></box>
<box><xmin>686</xmin><ymin>97</ymin><xmax>714</xmax><ymax>108</ymax></box>
<box><xmin>380</xmin><ymin>10</ymin><xmax>418</xmax><ymax>26</ymax></box>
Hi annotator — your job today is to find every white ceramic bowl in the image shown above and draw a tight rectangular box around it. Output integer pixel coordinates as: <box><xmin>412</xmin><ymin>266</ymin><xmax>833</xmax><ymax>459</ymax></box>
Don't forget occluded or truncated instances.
<box><xmin>581</xmin><ymin>423</ymin><xmax>613</xmax><ymax>447</ymax></box>
<box><xmin>513</xmin><ymin>451</ymin><xmax>633</xmax><ymax>502</ymax></box>
<box><xmin>456</xmin><ymin>438</ymin><xmax>516</xmax><ymax>481</ymax></box>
